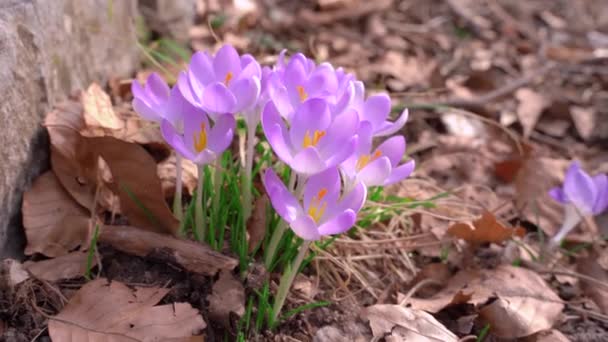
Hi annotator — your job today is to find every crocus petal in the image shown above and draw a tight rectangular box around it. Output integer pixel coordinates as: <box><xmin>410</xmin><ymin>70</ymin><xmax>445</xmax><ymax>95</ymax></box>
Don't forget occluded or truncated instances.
<box><xmin>131</xmin><ymin>79</ymin><xmax>145</xmax><ymax>100</ymax></box>
<box><xmin>317</xmin><ymin>210</ymin><xmax>356</xmax><ymax>236</ymax></box>
<box><xmin>362</xmin><ymin>93</ymin><xmax>390</xmax><ymax>129</ymax></box>
<box><xmin>549</xmin><ymin>187</ymin><xmax>568</xmax><ymax>204</ymax></box>
<box><xmin>177</xmin><ymin>71</ymin><xmax>200</xmax><ymax>106</ymax></box>
<box><xmin>161</xmin><ymin>120</ymin><xmax>195</xmax><ymax>160</ymax></box>
<box><xmin>283</xmin><ymin>54</ymin><xmax>308</xmax><ymax>90</ymax></box>
<box><xmin>207</xmin><ymin>114</ymin><xmax>235</xmax><ymax>154</ymax></box>
<box><xmin>263</xmin><ymin>169</ymin><xmax>303</xmax><ymax>223</ymax></box>
<box><xmin>384</xmin><ymin>160</ymin><xmax>415</xmax><ymax>186</ymax></box>
<box><xmin>290</xmin><ymin>215</ymin><xmax>321</xmax><ymax>241</ymax></box>
<box><xmin>374</xmin><ymin>108</ymin><xmax>409</xmax><ymax>137</ymax></box>
<box><xmin>289</xmin><ymin>98</ymin><xmax>332</xmax><ymax>148</ymax></box>
<box><xmin>133</xmin><ymin>98</ymin><xmax>162</xmax><ymax>122</ymax></box>
<box><xmin>231</xmin><ymin>77</ymin><xmax>260</xmax><ymax>113</ymax></box>
<box><xmin>213</xmin><ymin>45</ymin><xmax>242</xmax><ymax>82</ymax></box>
<box><xmin>306</xmin><ymin>63</ymin><xmax>338</xmax><ymax>98</ymax></box>
<box><xmin>291</xmin><ymin>148</ymin><xmax>326</xmax><ymax>175</ymax></box>
<box><xmin>324</xmin><ymin>136</ymin><xmax>358</xmax><ymax>169</ymax></box>
<box><xmin>332</xmin><ymin>81</ymin><xmax>354</xmax><ymax>117</ymax></box>
<box><xmin>192</xmin><ymin>150</ymin><xmax>216</xmax><ymax>165</ymax></box>
<box><xmin>190</xmin><ymin>51</ymin><xmax>216</xmax><ymax>86</ymax></box>
<box><xmin>238</xmin><ymin>56</ymin><xmax>262</xmax><ymax>80</ymax></box>
<box><xmin>564</xmin><ymin>161</ymin><xmax>597</xmax><ymax>213</ymax></box>
<box><xmin>337</xmin><ymin>181</ymin><xmax>367</xmax><ymax>214</ymax></box>
<box><xmin>303</xmin><ymin>168</ymin><xmax>341</xmax><ymax>212</ymax></box>
<box><xmin>182</xmin><ymin>102</ymin><xmax>210</xmax><ymax>154</ymax></box>
<box><xmin>592</xmin><ymin>174</ymin><xmax>608</xmax><ymax>214</ymax></box>
<box><xmin>318</xmin><ymin>108</ymin><xmax>359</xmax><ymax>159</ymax></box>
<box><xmin>262</xmin><ymin>102</ymin><xmax>294</xmax><ymax>164</ymax></box>
<box><xmin>358</xmin><ymin>157</ymin><xmax>392</xmax><ymax>187</ymax></box>
<box><xmin>146</xmin><ymin>73</ymin><xmax>170</xmax><ymax>102</ymax></box>
<box><xmin>376</xmin><ymin>135</ymin><xmax>406</xmax><ymax>167</ymax></box>
<box><xmin>201</xmin><ymin>82</ymin><xmax>237</xmax><ymax>114</ymax></box>
<box><xmin>268</xmin><ymin>76</ymin><xmax>293</xmax><ymax>120</ymax></box>
<box><xmin>162</xmin><ymin>86</ymin><xmax>191</xmax><ymax>127</ymax></box>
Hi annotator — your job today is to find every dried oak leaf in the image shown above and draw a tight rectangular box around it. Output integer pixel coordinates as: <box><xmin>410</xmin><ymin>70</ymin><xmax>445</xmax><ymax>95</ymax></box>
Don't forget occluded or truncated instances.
<box><xmin>24</xmin><ymin>251</ymin><xmax>96</xmax><ymax>282</ymax></box>
<box><xmin>22</xmin><ymin>172</ymin><xmax>89</xmax><ymax>257</ymax></box>
<box><xmin>362</xmin><ymin>304</ymin><xmax>458</xmax><ymax>341</ymax></box>
<box><xmin>577</xmin><ymin>253</ymin><xmax>608</xmax><ymax>315</ymax></box>
<box><xmin>447</xmin><ymin>211</ymin><xmax>525</xmax><ymax>244</ymax></box>
<box><xmin>246</xmin><ymin>195</ymin><xmax>269</xmax><ymax>253</ymax></box>
<box><xmin>81</xmin><ymin>83</ymin><xmax>124</xmax><ymax>130</ymax></box>
<box><xmin>403</xmin><ymin>265</ymin><xmax>564</xmax><ymax>339</ymax></box>
<box><xmin>49</xmin><ymin>278</ymin><xmax>205</xmax><ymax>341</ymax></box>
<box><xmin>515</xmin><ymin>88</ymin><xmax>550</xmax><ymax>139</ymax></box>
<box><xmin>207</xmin><ymin>270</ymin><xmax>245</xmax><ymax>328</ymax></box>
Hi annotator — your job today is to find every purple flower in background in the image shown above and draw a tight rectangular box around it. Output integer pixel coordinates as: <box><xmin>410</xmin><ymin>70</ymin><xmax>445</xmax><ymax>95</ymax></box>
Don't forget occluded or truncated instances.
<box><xmin>178</xmin><ymin>44</ymin><xmax>261</xmax><ymax>118</ymax></box>
<box><xmin>263</xmin><ymin>168</ymin><xmax>367</xmax><ymax>240</ymax></box>
<box><xmin>352</xmin><ymin>81</ymin><xmax>409</xmax><ymax>137</ymax></box>
<box><xmin>549</xmin><ymin>161</ymin><xmax>608</xmax><ymax>244</ymax></box>
<box><xmin>341</xmin><ymin>122</ymin><xmax>415</xmax><ymax>188</ymax></box>
<box><xmin>131</xmin><ymin>72</ymin><xmax>171</xmax><ymax>123</ymax></box>
<box><xmin>550</xmin><ymin>161</ymin><xmax>608</xmax><ymax>215</ymax></box>
<box><xmin>267</xmin><ymin>51</ymin><xmax>353</xmax><ymax>122</ymax></box>
<box><xmin>262</xmin><ymin>98</ymin><xmax>359</xmax><ymax>175</ymax></box>
<box><xmin>160</xmin><ymin>88</ymin><xmax>235</xmax><ymax>165</ymax></box>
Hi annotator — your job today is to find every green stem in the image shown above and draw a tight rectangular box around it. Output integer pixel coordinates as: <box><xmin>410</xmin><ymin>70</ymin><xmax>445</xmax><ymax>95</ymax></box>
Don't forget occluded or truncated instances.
<box><xmin>242</xmin><ymin>122</ymin><xmax>256</xmax><ymax>221</ymax></box>
<box><xmin>195</xmin><ymin>165</ymin><xmax>206</xmax><ymax>241</ymax></box>
<box><xmin>172</xmin><ymin>154</ymin><xmax>183</xmax><ymax>221</ymax></box>
<box><xmin>272</xmin><ymin>240</ymin><xmax>311</xmax><ymax>324</ymax></box>
<box><xmin>264</xmin><ymin>172</ymin><xmax>298</xmax><ymax>268</ymax></box>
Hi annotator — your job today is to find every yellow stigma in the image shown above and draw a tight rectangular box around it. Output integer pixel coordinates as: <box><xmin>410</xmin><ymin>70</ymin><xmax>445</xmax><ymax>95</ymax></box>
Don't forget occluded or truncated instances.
<box><xmin>224</xmin><ymin>72</ymin><xmax>233</xmax><ymax>86</ymax></box>
<box><xmin>194</xmin><ymin>123</ymin><xmax>207</xmax><ymax>152</ymax></box>
<box><xmin>302</xmin><ymin>130</ymin><xmax>326</xmax><ymax>148</ymax></box>
<box><xmin>297</xmin><ymin>85</ymin><xmax>308</xmax><ymax>102</ymax></box>
<box><xmin>308</xmin><ymin>188</ymin><xmax>328</xmax><ymax>223</ymax></box>
<box><xmin>356</xmin><ymin>150</ymin><xmax>382</xmax><ymax>171</ymax></box>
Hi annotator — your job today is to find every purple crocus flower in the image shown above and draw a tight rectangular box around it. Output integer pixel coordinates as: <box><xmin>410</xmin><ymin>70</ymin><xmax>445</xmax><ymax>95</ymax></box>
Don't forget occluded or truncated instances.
<box><xmin>549</xmin><ymin>161</ymin><xmax>608</xmax><ymax>244</ymax></box>
<box><xmin>267</xmin><ymin>51</ymin><xmax>353</xmax><ymax>122</ymax></box>
<box><xmin>131</xmin><ymin>72</ymin><xmax>171</xmax><ymax>123</ymax></box>
<box><xmin>262</xmin><ymin>97</ymin><xmax>359</xmax><ymax>175</ymax></box>
<box><xmin>352</xmin><ymin>81</ymin><xmax>409</xmax><ymax>137</ymax></box>
<box><xmin>178</xmin><ymin>44</ymin><xmax>261</xmax><ymax>118</ymax></box>
<box><xmin>341</xmin><ymin>122</ymin><xmax>415</xmax><ymax>188</ymax></box>
<box><xmin>160</xmin><ymin>88</ymin><xmax>235</xmax><ymax>165</ymax></box>
<box><xmin>263</xmin><ymin>167</ymin><xmax>367</xmax><ymax>241</ymax></box>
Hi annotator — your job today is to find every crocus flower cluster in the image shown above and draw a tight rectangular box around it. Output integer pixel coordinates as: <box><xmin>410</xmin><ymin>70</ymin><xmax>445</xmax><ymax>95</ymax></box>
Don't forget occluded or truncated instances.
<box><xmin>549</xmin><ymin>161</ymin><xmax>608</xmax><ymax>245</ymax></box>
<box><xmin>131</xmin><ymin>44</ymin><xmax>415</xmax><ymax>243</ymax></box>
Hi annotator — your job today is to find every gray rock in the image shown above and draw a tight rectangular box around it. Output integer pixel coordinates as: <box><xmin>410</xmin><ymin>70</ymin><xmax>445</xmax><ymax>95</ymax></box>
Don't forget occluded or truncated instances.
<box><xmin>0</xmin><ymin>0</ymin><xmax>140</xmax><ymax>258</ymax></box>
<box><xmin>139</xmin><ymin>0</ymin><xmax>196</xmax><ymax>42</ymax></box>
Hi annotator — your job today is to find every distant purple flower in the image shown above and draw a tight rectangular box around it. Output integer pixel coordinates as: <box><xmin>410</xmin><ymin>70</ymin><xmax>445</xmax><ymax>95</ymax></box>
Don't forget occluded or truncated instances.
<box><xmin>262</xmin><ymin>98</ymin><xmax>359</xmax><ymax>175</ymax></box>
<box><xmin>550</xmin><ymin>161</ymin><xmax>608</xmax><ymax>215</ymax></box>
<box><xmin>549</xmin><ymin>161</ymin><xmax>608</xmax><ymax>244</ymax></box>
<box><xmin>352</xmin><ymin>81</ymin><xmax>409</xmax><ymax>137</ymax></box>
<box><xmin>267</xmin><ymin>51</ymin><xmax>353</xmax><ymax>122</ymax></box>
<box><xmin>341</xmin><ymin>122</ymin><xmax>415</xmax><ymax>187</ymax></box>
<box><xmin>178</xmin><ymin>44</ymin><xmax>261</xmax><ymax>118</ymax></box>
<box><xmin>131</xmin><ymin>72</ymin><xmax>171</xmax><ymax>123</ymax></box>
<box><xmin>263</xmin><ymin>167</ymin><xmax>367</xmax><ymax>240</ymax></box>
<box><xmin>160</xmin><ymin>88</ymin><xmax>235</xmax><ymax>165</ymax></box>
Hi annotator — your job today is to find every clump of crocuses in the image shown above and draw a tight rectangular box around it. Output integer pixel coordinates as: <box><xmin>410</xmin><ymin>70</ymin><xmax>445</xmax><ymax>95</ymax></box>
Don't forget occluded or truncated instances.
<box><xmin>131</xmin><ymin>45</ymin><xmax>415</xmax><ymax>324</ymax></box>
<box><xmin>549</xmin><ymin>161</ymin><xmax>608</xmax><ymax>245</ymax></box>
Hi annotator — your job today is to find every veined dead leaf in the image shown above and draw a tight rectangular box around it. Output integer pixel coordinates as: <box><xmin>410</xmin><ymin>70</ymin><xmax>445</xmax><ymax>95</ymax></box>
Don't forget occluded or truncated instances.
<box><xmin>447</xmin><ymin>211</ymin><xmax>525</xmax><ymax>244</ymax></box>
<box><xmin>515</xmin><ymin>88</ymin><xmax>550</xmax><ymax>139</ymax></box>
<box><xmin>362</xmin><ymin>304</ymin><xmax>458</xmax><ymax>342</ymax></box>
<box><xmin>82</xmin><ymin>83</ymin><xmax>124</xmax><ymax>130</ymax></box>
<box><xmin>207</xmin><ymin>270</ymin><xmax>245</xmax><ymax>327</ymax></box>
<box><xmin>49</xmin><ymin>278</ymin><xmax>206</xmax><ymax>341</ymax></box>
<box><xmin>24</xmin><ymin>251</ymin><xmax>96</xmax><ymax>282</ymax></box>
<box><xmin>22</xmin><ymin>172</ymin><xmax>89</xmax><ymax>257</ymax></box>
<box><xmin>403</xmin><ymin>265</ymin><xmax>564</xmax><ymax>339</ymax></box>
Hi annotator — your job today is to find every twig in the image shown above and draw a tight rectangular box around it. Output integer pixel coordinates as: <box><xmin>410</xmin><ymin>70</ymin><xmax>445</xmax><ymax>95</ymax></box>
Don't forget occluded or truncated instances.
<box><xmin>398</xmin><ymin>279</ymin><xmax>441</xmax><ymax>305</ymax></box>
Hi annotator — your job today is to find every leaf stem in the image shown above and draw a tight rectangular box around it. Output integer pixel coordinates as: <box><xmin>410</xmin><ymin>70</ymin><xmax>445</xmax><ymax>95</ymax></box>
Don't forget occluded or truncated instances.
<box><xmin>195</xmin><ymin>164</ymin><xmax>206</xmax><ymax>241</ymax></box>
<box><xmin>271</xmin><ymin>240</ymin><xmax>311</xmax><ymax>325</ymax></box>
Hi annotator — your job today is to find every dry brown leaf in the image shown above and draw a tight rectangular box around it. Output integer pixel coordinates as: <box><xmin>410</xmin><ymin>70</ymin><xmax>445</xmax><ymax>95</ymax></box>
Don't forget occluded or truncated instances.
<box><xmin>99</xmin><ymin>225</ymin><xmax>238</xmax><ymax>275</ymax></box>
<box><xmin>49</xmin><ymin>278</ymin><xmax>205</xmax><ymax>341</ymax></box>
<box><xmin>362</xmin><ymin>304</ymin><xmax>458</xmax><ymax>342</ymax></box>
<box><xmin>22</xmin><ymin>172</ymin><xmax>89</xmax><ymax>257</ymax></box>
<box><xmin>362</xmin><ymin>51</ymin><xmax>437</xmax><ymax>89</ymax></box>
<box><xmin>577</xmin><ymin>253</ymin><xmax>608</xmax><ymax>314</ymax></box>
<box><xmin>82</xmin><ymin>83</ymin><xmax>124</xmax><ymax>130</ymax></box>
<box><xmin>404</xmin><ymin>265</ymin><xmax>564</xmax><ymax>339</ymax></box>
<box><xmin>207</xmin><ymin>270</ymin><xmax>245</xmax><ymax>327</ymax></box>
<box><xmin>447</xmin><ymin>211</ymin><xmax>525</xmax><ymax>244</ymax></box>
<box><xmin>247</xmin><ymin>195</ymin><xmax>268</xmax><ymax>253</ymax></box>
<box><xmin>529</xmin><ymin>329</ymin><xmax>571</xmax><ymax>342</ymax></box>
<box><xmin>24</xmin><ymin>251</ymin><xmax>95</xmax><ymax>282</ymax></box>
<box><xmin>158</xmin><ymin>153</ymin><xmax>199</xmax><ymax>197</ymax></box>
<box><xmin>515</xmin><ymin>88</ymin><xmax>550</xmax><ymax>139</ymax></box>
<box><xmin>570</xmin><ymin>106</ymin><xmax>596</xmax><ymax>141</ymax></box>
